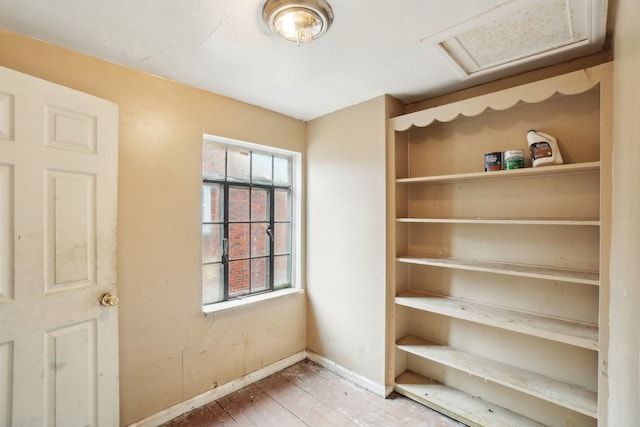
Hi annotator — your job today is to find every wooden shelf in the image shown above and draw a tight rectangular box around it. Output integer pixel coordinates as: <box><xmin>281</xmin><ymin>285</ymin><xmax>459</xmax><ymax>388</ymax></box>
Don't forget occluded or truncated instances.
<box><xmin>396</xmin><ymin>161</ymin><xmax>600</xmax><ymax>184</ymax></box>
<box><xmin>395</xmin><ymin>291</ymin><xmax>598</xmax><ymax>350</ymax></box>
<box><xmin>396</xmin><ymin>217</ymin><xmax>600</xmax><ymax>226</ymax></box>
<box><xmin>397</xmin><ymin>256</ymin><xmax>599</xmax><ymax>286</ymax></box>
<box><xmin>397</xmin><ymin>335</ymin><xmax>597</xmax><ymax>418</ymax></box>
<box><xmin>395</xmin><ymin>371</ymin><xmax>547</xmax><ymax>427</ymax></box>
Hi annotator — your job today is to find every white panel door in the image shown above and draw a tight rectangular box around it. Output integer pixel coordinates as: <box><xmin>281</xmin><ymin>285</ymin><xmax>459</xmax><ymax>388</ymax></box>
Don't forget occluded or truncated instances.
<box><xmin>0</xmin><ymin>66</ymin><xmax>119</xmax><ymax>426</ymax></box>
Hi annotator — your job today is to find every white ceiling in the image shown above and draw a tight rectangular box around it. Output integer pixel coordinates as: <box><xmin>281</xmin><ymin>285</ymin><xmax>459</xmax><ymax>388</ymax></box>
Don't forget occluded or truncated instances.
<box><xmin>0</xmin><ymin>0</ymin><xmax>609</xmax><ymax>121</ymax></box>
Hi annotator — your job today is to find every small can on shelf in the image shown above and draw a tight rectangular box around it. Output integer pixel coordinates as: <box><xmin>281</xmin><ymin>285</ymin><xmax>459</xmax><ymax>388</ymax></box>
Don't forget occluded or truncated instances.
<box><xmin>484</xmin><ymin>152</ymin><xmax>503</xmax><ymax>171</ymax></box>
<box><xmin>504</xmin><ymin>150</ymin><xmax>525</xmax><ymax>170</ymax></box>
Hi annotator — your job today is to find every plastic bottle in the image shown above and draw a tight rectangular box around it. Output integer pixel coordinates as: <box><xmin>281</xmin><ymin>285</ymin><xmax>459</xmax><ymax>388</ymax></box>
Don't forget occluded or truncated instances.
<box><xmin>527</xmin><ymin>130</ymin><xmax>563</xmax><ymax>167</ymax></box>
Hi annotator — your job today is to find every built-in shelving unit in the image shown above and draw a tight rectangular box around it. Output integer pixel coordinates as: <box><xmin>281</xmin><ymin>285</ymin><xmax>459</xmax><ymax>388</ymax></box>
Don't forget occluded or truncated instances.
<box><xmin>387</xmin><ymin>63</ymin><xmax>612</xmax><ymax>427</ymax></box>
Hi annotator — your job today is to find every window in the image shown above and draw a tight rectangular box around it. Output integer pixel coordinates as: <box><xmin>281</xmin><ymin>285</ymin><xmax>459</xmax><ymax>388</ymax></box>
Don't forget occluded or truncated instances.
<box><xmin>201</xmin><ymin>136</ymin><xmax>298</xmax><ymax>305</ymax></box>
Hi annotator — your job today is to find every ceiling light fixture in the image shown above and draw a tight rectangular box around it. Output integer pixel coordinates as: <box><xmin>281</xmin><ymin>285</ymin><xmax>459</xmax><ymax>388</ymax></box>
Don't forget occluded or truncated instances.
<box><xmin>262</xmin><ymin>0</ymin><xmax>334</xmax><ymax>46</ymax></box>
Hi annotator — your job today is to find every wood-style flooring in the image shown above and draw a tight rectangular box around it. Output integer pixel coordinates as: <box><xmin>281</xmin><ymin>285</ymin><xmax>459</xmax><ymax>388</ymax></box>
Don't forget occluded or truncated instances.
<box><xmin>161</xmin><ymin>360</ymin><xmax>465</xmax><ymax>427</ymax></box>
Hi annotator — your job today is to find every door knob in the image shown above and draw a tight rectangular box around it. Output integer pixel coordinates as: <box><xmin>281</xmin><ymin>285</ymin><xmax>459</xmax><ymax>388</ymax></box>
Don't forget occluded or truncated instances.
<box><xmin>100</xmin><ymin>293</ymin><xmax>119</xmax><ymax>307</ymax></box>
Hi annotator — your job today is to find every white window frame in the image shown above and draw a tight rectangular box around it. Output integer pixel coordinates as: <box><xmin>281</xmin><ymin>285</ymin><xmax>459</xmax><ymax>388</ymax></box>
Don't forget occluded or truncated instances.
<box><xmin>202</xmin><ymin>134</ymin><xmax>302</xmax><ymax>314</ymax></box>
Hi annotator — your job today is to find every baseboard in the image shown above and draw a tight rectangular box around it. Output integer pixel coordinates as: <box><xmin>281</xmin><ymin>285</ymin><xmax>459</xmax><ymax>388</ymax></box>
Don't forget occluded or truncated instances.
<box><xmin>127</xmin><ymin>351</ymin><xmax>307</xmax><ymax>427</ymax></box>
<box><xmin>305</xmin><ymin>351</ymin><xmax>390</xmax><ymax>397</ymax></box>
<box><xmin>127</xmin><ymin>350</ymin><xmax>392</xmax><ymax>426</ymax></box>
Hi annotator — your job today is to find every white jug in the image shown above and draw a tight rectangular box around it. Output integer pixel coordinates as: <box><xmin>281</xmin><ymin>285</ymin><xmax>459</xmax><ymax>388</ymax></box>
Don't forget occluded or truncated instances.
<box><xmin>527</xmin><ymin>130</ymin><xmax>564</xmax><ymax>167</ymax></box>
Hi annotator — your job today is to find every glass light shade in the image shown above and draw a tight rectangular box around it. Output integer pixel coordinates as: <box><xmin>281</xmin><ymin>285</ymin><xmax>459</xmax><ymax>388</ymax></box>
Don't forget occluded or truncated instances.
<box><xmin>263</xmin><ymin>0</ymin><xmax>333</xmax><ymax>46</ymax></box>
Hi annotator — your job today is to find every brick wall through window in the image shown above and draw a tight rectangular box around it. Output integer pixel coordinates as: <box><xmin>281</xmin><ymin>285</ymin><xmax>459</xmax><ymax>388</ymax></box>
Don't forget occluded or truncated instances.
<box><xmin>202</xmin><ymin>140</ymin><xmax>293</xmax><ymax>304</ymax></box>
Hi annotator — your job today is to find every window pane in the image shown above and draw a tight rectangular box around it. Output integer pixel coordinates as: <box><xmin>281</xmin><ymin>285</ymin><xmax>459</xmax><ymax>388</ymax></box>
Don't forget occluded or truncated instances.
<box><xmin>202</xmin><ymin>184</ymin><xmax>223</xmax><ymax>223</ymax></box>
<box><xmin>227</xmin><ymin>148</ymin><xmax>250</xmax><ymax>182</ymax></box>
<box><xmin>273</xmin><ymin>156</ymin><xmax>290</xmax><ymax>185</ymax></box>
<box><xmin>203</xmin><ymin>263</ymin><xmax>223</xmax><ymax>304</ymax></box>
<box><xmin>202</xmin><ymin>224</ymin><xmax>222</xmax><ymax>263</ymax></box>
<box><xmin>251</xmin><ymin>223</ymin><xmax>269</xmax><ymax>257</ymax></box>
<box><xmin>229</xmin><ymin>186</ymin><xmax>250</xmax><ymax>222</ymax></box>
<box><xmin>274</xmin><ymin>255</ymin><xmax>291</xmax><ymax>289</ymax></box>
<box><xmin>274</xmin><ymin>189</ymin><xmax>290</xmax><ymax>222</ymax></box>
<box><xmin>229</xmin><ymin>259</ymin><xmax>250</xmax><ymax>296</ymax></box>
<box><xmin>251</xmin><ymin>188</ymin><xmax>269</xmax><ymax>221</ymax></box>
<box><xmin>229</xmin><ymin>223</ymin><xmax>250</xmax><ymax>259</ymax></box>
<box><xmin>202</xmin><ymin>143</ymin><xmax>226</xmax><ymax>180</ymax></box>
<box><xmin>202</xmin><ymin>139</ymin><xmax>296</xmax><ymax>304</ymax></box>
<box><xmin>251</xmin><ymin>257</ymin><xmax>269</xmax><ymax>292</ymax></box>
<box><xmin>274</xmin><ymin>223</ymin><xmax>290</xmax><ymax>255</ymax></box>
<box><xmin>252</xmin><ymin>152</ymin><xmax>272</xmax><ymax>184</ymax></box>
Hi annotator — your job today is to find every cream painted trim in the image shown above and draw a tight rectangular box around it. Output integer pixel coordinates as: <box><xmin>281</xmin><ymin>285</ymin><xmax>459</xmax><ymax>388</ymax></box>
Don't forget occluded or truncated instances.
<box><xmin>127</xmin><ymin>351</ymin><xmax>307</xmax><ymax>427</ymax></box>
<box><xmin>202</xmin><ymin>133</ymin><xmax>304</xmax><ymax>296</ymax></box>
<box><xmin>305</xmin><ymin>351</ymin><xmax>393</xmax><ymax>398</ymax></box>
<box><xmin>391</xmin><ymin>62</ymin><xmax>610</xmax><ymax>131</ymax></box>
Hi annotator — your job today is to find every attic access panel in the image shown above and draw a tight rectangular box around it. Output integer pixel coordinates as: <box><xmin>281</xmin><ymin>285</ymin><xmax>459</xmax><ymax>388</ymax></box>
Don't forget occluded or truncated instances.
<box><xmin>423</xmin><ymin>0</ymin><xmax>608</xmax><ymax>77</ymax></box>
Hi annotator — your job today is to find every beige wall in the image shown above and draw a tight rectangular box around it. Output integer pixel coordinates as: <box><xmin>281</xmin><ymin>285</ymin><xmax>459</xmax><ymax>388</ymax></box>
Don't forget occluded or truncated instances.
<box><xmin>2</xmin><ymin>3</ymin><xmax>638</xmax><ymax>422</ymax></box>
<box><xmin>0</xmin><ymin>30</ymin><xmax>307</xmax><ymax>425</ymax></box>
<box><xmin>306</xmin><ymin>95</ymin><xmax>401</xmax><ymax>389</ymax></box>
<box><xmin>609</xmin><ymin>0</ymin><xmax>640</xmax><ymax>424</ymax></box>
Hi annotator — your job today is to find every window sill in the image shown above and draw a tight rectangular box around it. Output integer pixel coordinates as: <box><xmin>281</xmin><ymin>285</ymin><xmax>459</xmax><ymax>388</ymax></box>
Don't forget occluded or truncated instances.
<box><xmin>202</xmin><ymin>288</ymin><xmax>304</xmax><ymax>316</ymax></box>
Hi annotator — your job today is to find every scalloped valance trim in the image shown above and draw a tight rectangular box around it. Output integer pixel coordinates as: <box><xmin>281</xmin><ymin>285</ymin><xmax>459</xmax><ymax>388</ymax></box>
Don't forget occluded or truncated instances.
<box><xmin>390</xmin><ymin>63</ymin><xmax>611</xmax><ymax>131</ymax></box>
